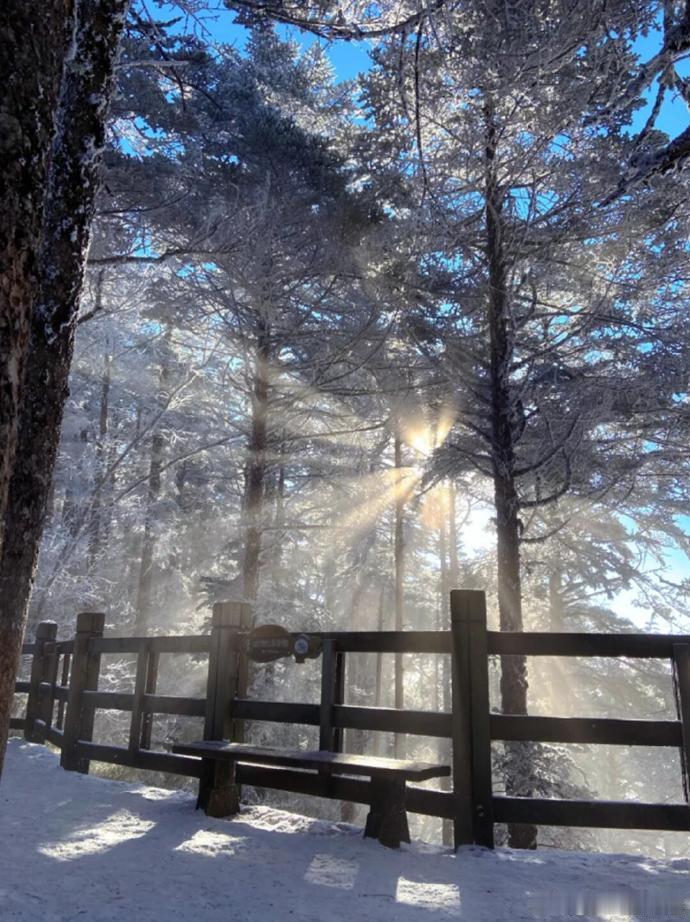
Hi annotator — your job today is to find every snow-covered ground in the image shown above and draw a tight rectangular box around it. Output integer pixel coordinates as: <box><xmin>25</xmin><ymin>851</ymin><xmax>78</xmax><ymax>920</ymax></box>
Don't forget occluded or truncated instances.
<box><xmin>2</xmin><ymin>739</ymin><xmax>689</xmax><ymax>921</ymax></box>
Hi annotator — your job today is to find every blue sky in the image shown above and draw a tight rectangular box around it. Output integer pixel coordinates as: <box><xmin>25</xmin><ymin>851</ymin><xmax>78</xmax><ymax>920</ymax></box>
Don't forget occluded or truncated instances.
<box><xmin>180</xmin><ymin>4</ymin><xmax>688</xmax><ymax>141</ymax></box>
<box><xmin>170</xmin><ymin>2</ymin><xmax>370</xmax><ymax>79</ymax></box>
<box><xmin>631</xmin><ymin>29</ymin><xmax>690</xmax><ymax>137</ymax></box>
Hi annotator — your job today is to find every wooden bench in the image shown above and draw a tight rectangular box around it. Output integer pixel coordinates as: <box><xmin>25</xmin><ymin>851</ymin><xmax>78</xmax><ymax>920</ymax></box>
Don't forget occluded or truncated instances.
<box><xmin>173</xmin><ymin>740</ymin><xmax>450</xmax><ymax>848</ymax></box>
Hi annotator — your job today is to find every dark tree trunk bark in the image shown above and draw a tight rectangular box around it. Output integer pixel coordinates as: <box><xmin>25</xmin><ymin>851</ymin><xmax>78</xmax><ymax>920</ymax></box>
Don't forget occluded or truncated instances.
<box><xmin>0</xmin><ymin>0</ymin><xmax>130</xmax><ymax>777</ymax></box>
<box><xmin>0</xmin><ymin>3</ymin><xmax>74</xmax><ymax>778</ymax></box>
<box><xmin>0</xmin><ymin>2</ymin><xmax>73</xmax><ymax>542</ymax></box>
<box><xmin>241</xmin><ymin>325</ymin><xmax>271</xmax><ymax>609</ymax></box>
<box><xmin>484</xmin><ymin>104</ymin><xmax>536</xmax><ymax>849</ymax></box>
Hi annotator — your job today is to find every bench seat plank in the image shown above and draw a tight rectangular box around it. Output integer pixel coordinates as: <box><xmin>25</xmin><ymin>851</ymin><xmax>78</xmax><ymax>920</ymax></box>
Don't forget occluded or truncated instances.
<box><xmin>173</xmin><ymin>740</ymin><xmax>450</xmax><ymax>782</ymax></box>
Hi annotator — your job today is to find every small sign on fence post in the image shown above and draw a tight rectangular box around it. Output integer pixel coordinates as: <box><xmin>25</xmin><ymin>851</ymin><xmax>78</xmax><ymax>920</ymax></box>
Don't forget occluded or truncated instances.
<box><xmin>248</xmin><ymin>624</ymin><xmax>292</xmax><ymax>662</ymax></box>
<box><xmin>248</xmin><ymin>625</ymin><xmax>322</xmax><ymax>663</ymax></box>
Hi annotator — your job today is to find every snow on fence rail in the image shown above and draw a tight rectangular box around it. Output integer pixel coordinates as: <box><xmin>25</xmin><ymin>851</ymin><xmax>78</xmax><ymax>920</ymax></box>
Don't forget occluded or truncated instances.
<box><xmin>11</xmin><ymin>590</ymin><xmax>690</xmax><ymax>849</ymax></box>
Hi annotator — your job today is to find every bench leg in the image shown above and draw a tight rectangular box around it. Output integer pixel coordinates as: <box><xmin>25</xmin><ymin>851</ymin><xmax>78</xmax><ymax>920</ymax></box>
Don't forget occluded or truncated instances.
<box><xmin>197</xmin><ymin>759</ymin><xmax>213</xmax><ymax>811</ymax></box>
<box><xmin>364</xmin><ymin>777</ymin><xmax>410</xmax><ymax>849</ymax></box>
<box><xmin>202</xmin><ymin>759</ymin><xmax>240</xmax><ymax>818</ymax></box>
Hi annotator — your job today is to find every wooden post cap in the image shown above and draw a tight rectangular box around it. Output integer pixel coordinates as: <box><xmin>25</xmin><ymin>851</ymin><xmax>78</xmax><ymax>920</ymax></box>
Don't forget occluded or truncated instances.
<box><xmin>212</xmin><ymin>601</ymin><xmax>249</xmax><ymax>629</ymax></box>
<box><xmin>35</xmin><ymin>621</ymin><xmax>58</xmax><ymax>639</ymax></box>
<box><xmin>450</xmin><ymin>590</ymin><xmax>487</xmax><ymax>623</ymax></box>
<box><xmin>75</xmin><ymin>611</ymin><xmax>106</xmax><ymax>633</ymax></box>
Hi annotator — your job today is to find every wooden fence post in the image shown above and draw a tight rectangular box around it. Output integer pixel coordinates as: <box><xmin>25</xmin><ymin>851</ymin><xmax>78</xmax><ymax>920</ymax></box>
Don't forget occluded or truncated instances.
<box><xmin>234</xmin><ymin>601</ymin><xmax>253</xmax><ymax>714</ymax></box>
<box><xmin>319</xmin><ymin>640</ymin><xmax>338</xmax><ymax>752</ymax></box>
<box><xmin>673</xmin><ymin>644</ymin><xmax>690</xmax><ymax>802</ymax></box>
<box><xmin>25</xmin><ymin>621</ymin><xmax>57</xmax><ymax>743</ymax></box>
<box><xmin>198</xmin><ymin>601</ymin><xmax>249</xmax><ymax>810</ymax></box>
<box><xmin>55</xmin><ymin>650</ymin><xmax>71</xmax><ymax>731</ymax></box>
<box><xmin>450</xmin><ymin>589</ymin><xmax>494</xmax><ymax>848</ymax></box>
<box><xmin>139</xmin><ymin>649</ymin><xmax>159</xmax><ymax>751</ymax></box>
<box><xmin>61</xmin><ymin>612</ymin><xmax>105</xmax><ymax>773</ymax></box>
<box><xmin>128</xmin><ymin>639</ymin><xmax>151</xmax><ymax>754</ymax></box>
<box><xmin>333</xmin><ymin>651</ymin><xmax>346</xmax><ymax>754</ymax></box>
<box><xmin>450</xmin><ymin>590</ymin><xmax>475</xmax><ymax>846</ymax></box>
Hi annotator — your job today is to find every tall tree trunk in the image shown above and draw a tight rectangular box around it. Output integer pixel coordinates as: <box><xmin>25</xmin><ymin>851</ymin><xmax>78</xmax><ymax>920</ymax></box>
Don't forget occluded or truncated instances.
<box><xmin>484</xmin><ymin>103</ymin><xmax>536</xmax><ymax>848</ymax></box>
<box><xmin>340</xmin><ymin>572</ymin><xmax>373</xmax><ymax>821</ymax></box>
<box><xmin>61</xmin><ymin>426</ymin><xmax>90</xmax><ymax>535</ymax></box>
<box><xmin>393</xmin><ymin>428</ymin><xmax>405</xmax><ymax>757</ymax></box>
<box><xmin>448</xmin><ymin>482</ymin><xmax>459</xmax><ymax>584</ymax></box>
<box><xmin>0</xmin><ymin>0</ymin><xmax>130</xmax><ymax>778</ymax></box>
<box><xmin>134</xmin><ymin>339</ymin><xmax>171</xmax><ymax>634</ymax></box>
<box><xmin>0</xmin><ymin>3</ymin><xmax>73</xmax><ymax>547</ymax></box>
<box><xmin>440</xmin><ymin>488</ymin><xmax>455</xmax><ymax>846</ymax></box>
<box><xmin>87</xmin><ymin>339</ymin><xmax>112</xmax><ymax>569</ymax></box>
<box><xmin>134</xmin><ymin>430</ymin><xmax>164</xmax><ymax>633</ymax></box>
<box><xmin>267</xmin><ymin>441</ymin><xmax>286</xmax><ymax>595</ymax></box>
<box><xmin>241</xmin><ymin>325</ymin><xmax>270</xmax><ymax>611</ymax></box>
<box><xmin>437</xmin><ymin>511</ymin><xmax>449</xmax><ymax>712</ymax></box>
<box><xmin>444</xmin><ymin>480</ymin><xmax>459</xmax><ymax>714</ymax></box>
<box><xmin>260</xmin><ymin>444</ymin><xmax>286</xmax><ymax>691</ymax></box>
<box><xmin>0</xmin><ymin>3</ymin><xmax>74</xmax><ymax>778</ymax></box>
<box><xmin>374</xmin><ymin>586</ymin><xmax>386</xmax><ymax>755</ymax></box>
<box><xmin>548</xmin><ymin>568</ymin><xmax>564</xmax><ymax>631</ymax></box>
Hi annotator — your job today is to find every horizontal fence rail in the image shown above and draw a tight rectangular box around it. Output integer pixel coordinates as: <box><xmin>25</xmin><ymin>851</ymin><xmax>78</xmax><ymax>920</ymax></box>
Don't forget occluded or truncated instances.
<box><xmin>487</xmin><ymin>631</ymin><xmax>690</xmax><ymax>658</ymax></box>
<box><xmin>318</xmin><ymin>631</ymin><xmax>451</xmax><ymax>655</ymax></box>
<box><xmin>89</xmin><ymin>634</ymin><xmax>212</xmax><ymax>655</ymax></box>
<box><xmin>232</xmin><ymin>699</ymin><xmax>453</xmax><ymax>738</ymax></box>
<box><xmin>493</xmin><ymin>797</ymin><xmax>690</xmax><ymax>832</ymax></box>
<box><xmin>76</xmin><ymin>742</ymin><xmax>203</xmax><ymax>778</ymax></box>
<box><xmin>490</xmin><ymin>715</ymin><xmax>683</xmax><ymax>747</ymax></box>
<box><xmin>79</xmin><ymin>690</ymin><xmax>206</xmax><ymax>716</ymax></box>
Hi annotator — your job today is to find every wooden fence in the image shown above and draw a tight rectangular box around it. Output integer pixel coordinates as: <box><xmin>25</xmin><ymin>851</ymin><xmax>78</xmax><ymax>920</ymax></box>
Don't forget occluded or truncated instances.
<box><xmin>11</xmin><ymin>590</ymin><xmax>690</xmax><ymax>848</ymax></box>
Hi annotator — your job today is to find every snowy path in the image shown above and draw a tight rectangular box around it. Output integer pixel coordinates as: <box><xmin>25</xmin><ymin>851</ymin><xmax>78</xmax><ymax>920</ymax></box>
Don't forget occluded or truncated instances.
<box><xmin>1</xmin><ymin>740</ymin><xmax>688</xmax><ymax>921</ymax></box>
